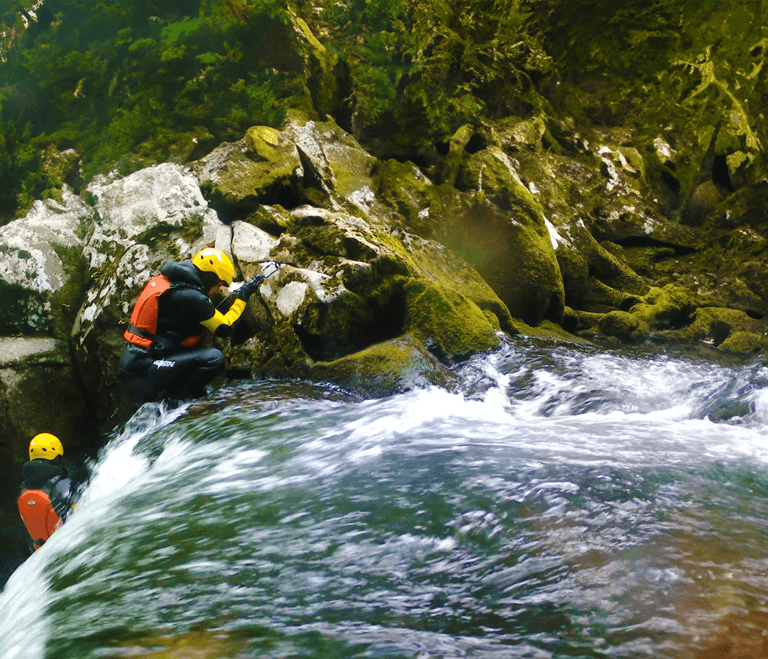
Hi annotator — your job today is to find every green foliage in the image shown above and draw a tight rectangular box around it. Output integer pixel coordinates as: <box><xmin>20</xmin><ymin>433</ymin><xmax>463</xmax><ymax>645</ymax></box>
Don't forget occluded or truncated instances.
<box><xmin>540</xmin><ymin>0</ymin><xmax>688</xmax><ymax>78</ymax></box>
<box><xmin>317</xmin><ymin>0</ymin><xmax>551</xmax><ymax>152</ymax></box>
<box><xmin>0</xmin><ymin>114</ymin><xmax>35</xmax><ymax>215</ymax></box>
<box><xmin>3</xmin><ymin>0</ymin><xmax>768</xmax><ymax>223</ymax></box>
<box><xmin>162</xmin><ymin>17</ymin><xmax>202</xmax><ymax>45</ymax></box>
<box><xmin>0</xmin><ymin>0</ymin><xmax>296</xmax><ymax>220</ymax></box>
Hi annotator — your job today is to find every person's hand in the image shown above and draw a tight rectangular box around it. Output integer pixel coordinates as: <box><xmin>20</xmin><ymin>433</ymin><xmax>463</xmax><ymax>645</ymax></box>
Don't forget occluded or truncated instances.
<box><xmin>237</xmin><ymin>276</ymin><xmax>262</xmax><ymax>301</ymax></box>
<box><xmin>236</xmin><ymin>262</ymin><xmax>281</xmax><ymax>301</ymax></box>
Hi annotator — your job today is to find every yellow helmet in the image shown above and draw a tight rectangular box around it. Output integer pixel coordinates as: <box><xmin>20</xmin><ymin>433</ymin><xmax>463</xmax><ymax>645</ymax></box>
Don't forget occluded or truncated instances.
<box><xmin>192</xmin><ymin>247</ymin><xmax>235</xmax><ymax>286</ymax></box>
<box><xmin>29</xmin><ymin>433</ymin><xmax>64</xmax><ymax>461</ymax></box>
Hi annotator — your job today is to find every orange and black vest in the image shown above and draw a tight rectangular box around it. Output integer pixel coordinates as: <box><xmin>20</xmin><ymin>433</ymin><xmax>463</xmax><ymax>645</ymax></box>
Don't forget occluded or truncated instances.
<box><xmin>18</xmin><ymin>480</ymin><xmax>63</xmax><ymax>550</ymax></box>
<box><xmin>124</xmin><ymin>274</ymin><xmax>203</xmax><ymax>350</ymax></box>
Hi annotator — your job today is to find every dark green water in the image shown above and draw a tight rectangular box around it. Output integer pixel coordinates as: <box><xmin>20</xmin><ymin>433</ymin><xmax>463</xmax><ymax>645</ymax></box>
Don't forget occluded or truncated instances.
<box><xmin>3</xmin><ymin>340</ymin><xmax>768</xmax><ymax>658</ymax></box>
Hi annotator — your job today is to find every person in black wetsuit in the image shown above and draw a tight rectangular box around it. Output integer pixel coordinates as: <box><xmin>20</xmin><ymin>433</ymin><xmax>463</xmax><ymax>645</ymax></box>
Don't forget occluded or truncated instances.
<box><xmin>18</xmin><ymin>433</ymin><xmax>80</xmax><ymax>551</ymax></box>
<box><xmin>118</xmin><ymin>247</ymin><xmax>262</xmax><ymax>405</ymax></box>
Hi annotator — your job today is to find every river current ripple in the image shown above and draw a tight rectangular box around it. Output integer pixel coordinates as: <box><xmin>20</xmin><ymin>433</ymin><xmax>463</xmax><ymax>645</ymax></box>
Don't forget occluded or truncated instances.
<box><xmin>3</xmin><ymin>338</ymin><xmax>768</xmax><ymax>658</ymax></box>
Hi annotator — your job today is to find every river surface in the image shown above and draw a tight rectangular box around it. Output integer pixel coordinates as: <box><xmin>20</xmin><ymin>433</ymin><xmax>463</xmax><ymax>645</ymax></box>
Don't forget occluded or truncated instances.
<box><xmin>3</xmin><ymin>338</ymin><xmax>768</xmax><ymax>658</ymax></box>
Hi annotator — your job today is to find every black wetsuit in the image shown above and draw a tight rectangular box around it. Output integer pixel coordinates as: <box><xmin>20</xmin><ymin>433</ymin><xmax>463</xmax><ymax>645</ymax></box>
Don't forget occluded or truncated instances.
<box><xmin>118</xmin><ymin>261</ymin><xmax>243</xmax><ymax>404</ymax></box>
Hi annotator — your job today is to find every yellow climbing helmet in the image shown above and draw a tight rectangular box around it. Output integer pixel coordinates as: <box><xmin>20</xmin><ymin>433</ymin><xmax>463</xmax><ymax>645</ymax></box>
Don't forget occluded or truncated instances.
<box><xmin>29</xmin><ymin>433</ymin><xmax>64</xmax><ymax>461</ymax></box>
<box><xmin>192</xmin><ymin>247</ymin><xmax>235</xmax><ymax>286</ymax></box>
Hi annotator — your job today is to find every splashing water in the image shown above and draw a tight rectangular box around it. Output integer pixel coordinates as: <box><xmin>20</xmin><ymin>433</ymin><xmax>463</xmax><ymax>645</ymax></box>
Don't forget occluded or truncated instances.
<box><xmin>3</xmin><ymin>339</ymin><xmax>768</xmax><ymax>658</ymax></box>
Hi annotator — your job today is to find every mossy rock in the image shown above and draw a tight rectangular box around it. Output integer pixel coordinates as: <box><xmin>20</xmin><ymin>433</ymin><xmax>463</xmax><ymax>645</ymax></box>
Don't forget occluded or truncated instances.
<box><xmin>243</xmin><ymin>204</ymin><xmax>291</xmax><ymax>235</ymax></box>
<box><xmin>555</xmin><ymin>240</ymin><xmax>589</xmax><ymax>307</ymax></box>
<box><xmin>194</xmin><ymin>138</ymin><xmax>301</xmax><ymax>215</ymax></box>
<box><xmin>630</xmin><ymin>284</ymin><xmax>699</xmax><ymax>330</ymax></box>
<box><xmin>681</xmin><ymin>180</ymin><xmax>726</xmax><ymax>227</ymax></box>
<box><xmin>717</xmin><ymin>331</ymin><xmax>768</xmax><ymax>354</ymax></box>
<box><xmin>586</xmin><ymin>200</ymin><xmax>707</xmax><ymax>255</ymax></box>
<box><xmin>616</xmin><ymin>146</ymin><xmax>647</xmax><ymax>182</ymax></box>
<box><xmin>669</xmin><ymin>306</ymin><xmax>766</xmax><ymax>346</ymax></box>
<box><xmin>403</xmin><ymin>279</ymin><xmax>500</xmax><ymax>361</ymax></box>
<box><xmin>244</xmin><ymin>126</ymin><xmax>282</xmax><ymax>161</ymax></box>
<box><xmin>568</xmin><ymin>308</ymin><xmax>605</xmax><ymax>333</ymax></box>
<box><xmin>426</xmin><ymin>186</ymin><xmax>565</xmax><ymax>327</ymax></box>
<box><xmin>395</xmin><ymin>233</ymin><xmax>514</xmax><ymax>334</ymax></box>
<box><xmin>704</xmin><ymin>184</ymin><xmax>768</xmax><ymax>230</ymax></box>
<box><xmin>498</xmin><ymin>115</ymin><xmax>548</xmax><ymax>152</ymax></box>
<box><xmin>598</xmin><ymin>310</ymin><xmax>650</xmax><ymax>345</ymax></box>
<box><xmin>443</xmin><ymin>124</ymin><xmax>480</xmax><ymax>184</ymax></box>
<box><xmin>306</xmin><ymin>334</ymin><xmax>456</xmax><ymax>398</ymax></box>
<box><xmin>373</xmin><ymin>159</ymin><xmax>433</xmax><ymax>235</ymax></box>
<box><xmin>581</xmin><ymin>277</ymin><xmax>643</xmax><ymax>314</ymax></box>
<box><xmin>456</xmin><ymin>146</ymin><xmax>541</xmax><ymax>217</ymax></box>
<box><xmin>709</xmin><ymin>275</ymin><xmax>767</xmax><ymax>320</ymax></box>
<box><xmin>284</xmin><ymin>116</ymin><xmax>376</xmax><ymax>204</ymax></box>
<box><xmin>508</xmin><ymin>318</ymin><xmax>588</xmax><ymax>343</ymax></box>
<box><xmin>571</xmin><ymin>221</ymin><xmax>649</xmax><ymax>295</ymax></box>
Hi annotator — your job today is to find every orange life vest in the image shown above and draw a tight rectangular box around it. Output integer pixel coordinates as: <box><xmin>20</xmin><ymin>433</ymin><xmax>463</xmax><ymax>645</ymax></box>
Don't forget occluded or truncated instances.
<box><xmin>123</xmin><ymin>274</ymin><xmax>202</xmax><ymax>350</ymax></box>
<box><xmin>18</xmin><ymin>488</ymin><xmax>62</xmax><ymax>550</ymax></box>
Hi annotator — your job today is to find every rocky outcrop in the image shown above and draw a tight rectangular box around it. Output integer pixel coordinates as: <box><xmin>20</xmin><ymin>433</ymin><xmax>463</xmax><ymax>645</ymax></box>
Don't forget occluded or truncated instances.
<box><xmin>0</xmin><ymin>187</ymin><xmax>91</xmax><ymax>337</ymax></box>
<box><xmin>2</xmin><ymin>104</ymin><xmax>768</xmax><ymax>467</ymax></box>
<box><xmin>72</xmin><ymin>163</ymin><xmax>230</xmax><ymax>422</ymax></box>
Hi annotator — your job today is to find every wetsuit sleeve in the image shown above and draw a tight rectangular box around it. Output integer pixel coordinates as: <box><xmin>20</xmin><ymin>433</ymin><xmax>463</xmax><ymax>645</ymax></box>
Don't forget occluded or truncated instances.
<box><xmin>199</xmin><ymin>298</ymin><xmax>247</xmax><ymax>338</ymax></box>
<box><xmin>49</xmin><ymin>478</ymin><xmax>76</xmax><ymax>521</ymax></box>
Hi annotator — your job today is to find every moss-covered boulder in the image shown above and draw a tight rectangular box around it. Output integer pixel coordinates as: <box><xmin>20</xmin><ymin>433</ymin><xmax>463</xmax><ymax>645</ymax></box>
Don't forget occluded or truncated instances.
<box><xmin>425</xmin><ymin>183</ymin><xmax>564</xmax><ymax>327</ymax></box>
<box><xmin>570</xmin><ymin>222</ymin><xmax>649</xmax><ymax>296</ymax></box>
<box><xmin>552</xmin><ymin>233</ymin><xmax>590</xmax><ymax>309</ymax></box>
<box><xmin>194</xmin><ymin>132</ymin><xmax>303</xmax><ymax>214</ymax></box>
<box><xmin>283</xmin><ymin>114</ymin><xmax>378</xmax><ymax>210</ymax></box>
<box><xmin>582</xmin><ymin>277</ymin><xmax>643</xmax><ymax>314</ymax></box>
<box><xmin>598</xmin><ymin>310</ymin><xmax>650</xmax><ymax>345</ymax></box>
<box><xmin>305</xmin><ymin>335</ymin><xmax>456</xmax><ymax>398</ymax></box>
<box><xmin>372</xmin><ymin>159</ymin><xmax>435</xmax><ymax>236</ymax></box>
<box><xmin>718</xmin><ymin>331</ymin><xmax>768</xmax><ymax>354</ymax></box>
<box><xmin>669</xmin><ymin>307</ymin><xmax>766</xmax><ymax>347</ymax></box>
<box><xmin>403</xmin><ymin>280</ymin><xmax>500</xmax><ymax>360</ymax></box>
<box><xmin>225</xmin><ymin>203</ymin><xmax>507</xmax><ymax>379</ymax></box>
<box><xmin>629</xmin><ymin>284</ymin><xmax>700</xmax><ymax>331</ymax></box>
<box><xmin>195</xmin><ymin>114</ymin><xmax>381</xmax><ymax>220</ymax></box>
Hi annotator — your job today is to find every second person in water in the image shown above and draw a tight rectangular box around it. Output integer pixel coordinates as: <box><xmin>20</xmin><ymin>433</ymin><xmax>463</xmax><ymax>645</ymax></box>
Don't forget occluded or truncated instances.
<box><xmin>118</xmin><ymin>247</ymin><xmax>263</xmax><ymax>405</ymax></box>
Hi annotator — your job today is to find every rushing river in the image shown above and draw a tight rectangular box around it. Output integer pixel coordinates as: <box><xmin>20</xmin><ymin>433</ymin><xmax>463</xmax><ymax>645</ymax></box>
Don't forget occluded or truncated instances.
<box><xmin>3</xmin><ymin>338</ymin><xmax>768</xmax><ymax>658</ymax></box>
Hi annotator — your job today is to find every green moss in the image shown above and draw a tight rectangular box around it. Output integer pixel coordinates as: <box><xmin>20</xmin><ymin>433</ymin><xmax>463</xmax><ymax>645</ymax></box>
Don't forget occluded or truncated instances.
<box><xmin>671</xmin><ymin>306</ymin><xmax>764</xmax><ymax>345</ymax></box>
<box><xmin>718</xmin><ymin>331</ymin><xmax>768</xmax><ymax>354</ymax></box>
<box><xmin>294</xmin><ymin>224</ymin><xmax>349</xmax><ymax>258</ymax></box>
<box><xmin>245</xmin><ymin>126</ymin><xmax>282</xmax><ymax>160</ymax></box>
<box><xmin>630</xmin><ymin>284</ymin><xmax>699</xmax><ymax>330</ymax></box>
<box><xmin>508</xmin><ymin>318</ymin><xmax>588</xmax><ymax>343</ymax></box>
<box><xmin>598</xmin><ymin>310</ymin><xmax>650</xmax><ymax>345</ymax></box>
<box><xmin>318</xmin><ymin>123</ymin><xmax>376</xmax><ymax>199</ymax></box>
<box><xmin>568</xmin><ymin>308</ymin><xmax>604</xmax><ymax>333</ymax></box>
<box><xmin>372</xmin><ymin>159</ymin><xmax>433</xmax><ymax>233</ymax></box>
<box><xmin>581</xmin><ymin>278</ymin><xmax>643</xmax><ymax>313</ymax></box>
<box><xmin>198</xmin><ymin>138</ymin><xmax>300</xmax><ymax>214</ymax></box>
<box><xmin>49</xmin><ymin>244</ymin><xmax>88</xmax><ymax>341</ymax></box>
<box><xmin>426</xmin><ymin>185</ymin><xmax>564</xmax><ymax>326</ymax></box>
<box><xmin>404</xmin><ymin>279</ymin><xmax>500</xmax><ymax>360</ymax></box>
<box><xmin>243</xmin><ymin>205</ymin><xmax>290</xmax><ymax>235</ymax></box>
<box><xmin>307</xmin><ymin>335</ymin><xmax>455</xmax><ymax>398</ymax></box>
